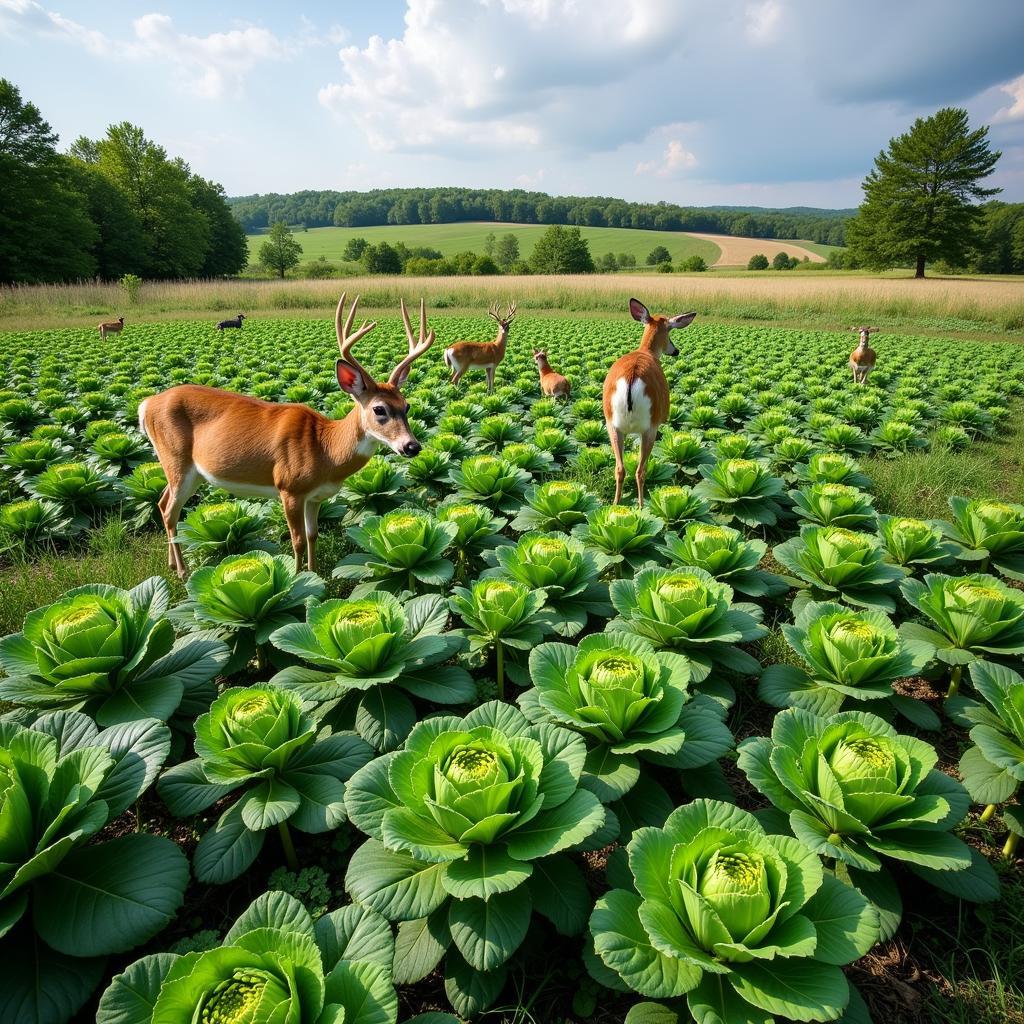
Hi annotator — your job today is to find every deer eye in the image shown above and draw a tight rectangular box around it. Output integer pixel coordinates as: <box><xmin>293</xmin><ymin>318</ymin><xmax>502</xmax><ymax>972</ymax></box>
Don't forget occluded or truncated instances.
<box><xmin>373</xmin><ymin>405</ymin><xmax>388</xmax><ymax>418</ymax></box>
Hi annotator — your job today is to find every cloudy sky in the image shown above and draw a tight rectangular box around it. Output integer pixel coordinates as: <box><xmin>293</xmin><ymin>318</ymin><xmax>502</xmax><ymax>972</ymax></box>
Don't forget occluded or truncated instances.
<box><xmin>3</xmin><ymin>0</ymin><xmax>1024</xmax><ymax>208</ymax></box>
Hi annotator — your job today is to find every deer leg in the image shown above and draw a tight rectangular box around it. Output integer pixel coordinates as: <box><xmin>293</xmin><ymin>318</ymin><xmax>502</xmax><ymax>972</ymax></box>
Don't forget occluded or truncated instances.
<box><xmin>607</xmin><ymin>423</ymin><xmax>626</xmax><ymax>506</ymax></box>
<box><xmin>160</xmin><ymin>468</ymin><xmax>198</xmax><ymax>579</ymax></box>
<box><xmin>486</xmin><ymin>366</ymin><xmax>495</xmax><ymax>393</ymax></box>
<box><xmin>280</xmin><ymin>492</ymin><xmax>306</xmax><ymax>572</ymax></box>
<box><xmin>303</xmin><ymin>499</ymin><xmax>321</xmax><ymax>573</ymax></box>
<box><xmin>635</xmin><ymin>429</ymin><xmax>657</xmax><ymax>509</ymax></box>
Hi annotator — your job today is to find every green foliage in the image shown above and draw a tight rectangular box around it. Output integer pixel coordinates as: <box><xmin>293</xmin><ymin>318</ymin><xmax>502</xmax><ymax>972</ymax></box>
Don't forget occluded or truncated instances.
<box><xmin>747</xmin><ymin>253</ymin><xmax>769</xmax><ymax>269</ymax></box>
<box><xmin>530</xmin><ymin>225</ymin><xmax>595</xmax><ymax>273</ymax></box>
<box><xmin>258</xmin><ymin>221</ymin><xmax>304</xmax><ymax>278</ymax></box>
<box><xmin>942</xmin><ymin>496</ymin><xmax>1024</xmax><ymax>580</ymax></box>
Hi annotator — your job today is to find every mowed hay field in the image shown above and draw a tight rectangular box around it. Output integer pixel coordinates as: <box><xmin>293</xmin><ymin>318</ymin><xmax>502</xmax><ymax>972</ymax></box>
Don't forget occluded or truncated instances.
<box><xmin>686</xmin><ymin>231</ymin><xmax>827</xmax><ymax>266</ymax></box>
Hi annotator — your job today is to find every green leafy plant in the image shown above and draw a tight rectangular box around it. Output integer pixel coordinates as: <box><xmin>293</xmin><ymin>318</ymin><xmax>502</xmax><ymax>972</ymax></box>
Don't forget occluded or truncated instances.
<box><xmin>510</xmin><ymin>479</ymin><xmax>599</xmax><ymax>532</ymax></box>
<box><xmin>693</xmin><ymin>458</ymin><xmax>787</xmax><ymax>528</ymax></box>
<box><xmin>450</xmin><ymin>454</ymin><xmax>530</xmax><ymax>512</ymax></box>
<box><xmin>0</xmin><ymin>711</ymin><xmax>186</xmax><ymax>1024</ymax></box>
<box><xmin>269</xmin><ymin>592</ymin><xmax>473</xmax><ymax>751</ymax></box>
<box><xmin>26</xmin><ymin>460</ymin><xmax>120</xmax><ymax>528</ymax></box>
<box><xmin>173</xmin><ymin>499</ymin><xmax>277</xmax><ymax>566</ymax></box>
<box><xmin>588</xmin><ymin>798</ymin><xmax>879</xmax><ymax>1024</ymax></box>
<box><xmin>794</xmin><ymin>451</ymin><xmax>872</xmax><ymax>490</ymax></box>
<box><xmin>158</xmin><ymin>686</ymin><xmax>373</xmax><ymax>882</ymax></box>
<box><xmin>436</xmin><ymin>500</ymin><xmax>508</xmax><ymax>573</ymax></box>
<box><xmin>339</xmin><ymin>455</ymin><xmax>408</xmax><ymax>522</ymax></box>
<box><xmin>876</xmin><ymin>514</ymin><xmax>958</xmax><ymax>572</ymax></box>
<box><xmin>343</xmin><ymin>702</ymin><xmax>605</xmax><ymax>1018</ymax></box>
<box><xmin>646</xmin><ymin>485</ymin><xmax>714</xmax><ymax>530</ymax></box>
<box><xmin>572</xmin><ymin>504</ymin><xmax>664</xmax><ymax>574</ymax></box>
<box><xmin>0</xmin><ymin>497</ymin><xmax>74</xmax><ymax>553</ymax></box>
<box><xmin>88</xmin><ymin>429</ymin><xmax>151</xmax><ymax>474</ymax></box>
<box><xmin>789</xmin><ymin>483</ymin><xmax>876</xmax><ymax>530</ymax></box>
<box><xmin>942</xmin><ymin>496</ymin><xmax>1024</xmax><ymax>579</ymax></box>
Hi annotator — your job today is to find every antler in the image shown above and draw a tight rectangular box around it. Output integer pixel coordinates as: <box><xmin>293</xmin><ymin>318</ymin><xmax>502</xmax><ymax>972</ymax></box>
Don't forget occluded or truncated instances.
<box><xmin>487</xmin><ymin>302</ymin><xmax>502</xmax><ymax>323</ymax></box>
<box><xmin>389</xmin><ymin>298</ymin><xmax>435</xmax><ymax>386</ymax></box>
<box><xmin>336</xmin><ymin>292</ymin><xmax>376</xmax><ymax>383</ymax></box>
<box><xmin>505</xmin><ymin>300</ymin><xmax>517</xmax><ymax>323</ymax></box>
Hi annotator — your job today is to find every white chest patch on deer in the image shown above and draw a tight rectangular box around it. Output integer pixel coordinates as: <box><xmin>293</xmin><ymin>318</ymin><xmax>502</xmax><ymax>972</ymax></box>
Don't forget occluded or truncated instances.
<box><xmin>356</xmin><ymin>435</ymin><xmax>380</xmax><ymax>458</ymax></box>
<box><xmin>610</xmin><ymin>377</ymin><xmax>652</xmax><ymax>435</ymax></box>
<box><xmin>193</xmin><ymin>463</ymin><xmax>279</xmax><ymax>499</ymax></box>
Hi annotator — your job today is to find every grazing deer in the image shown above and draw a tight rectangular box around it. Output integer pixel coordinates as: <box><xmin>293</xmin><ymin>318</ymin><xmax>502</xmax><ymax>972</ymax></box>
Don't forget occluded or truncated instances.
<box><xmin>603</xmin><ymin>298</ymin><xmax>696</xmax><ymax>506</ymax></box>
<box><xmin>443</xmin><ymin>301</ymin><xmax>516</xmax><ymax>392</ymax></box>
<box><xmin>217</xmin><ymin>313</ymin><xmax>246</xmax><ymax>331</ymax></box>
<box><xmin>532</xmin><ymin>349</ymin><xmax>571</xmax><ymax>400</ymax></box>
<box><xmin>139</xmin><ymin>294</ymin><xmax>433</xmax><ymax>577</ymax></box>
<box><xmin>98</xmin><ymin>316</ymin><xmax>124</xmax><ymax>341</ymax></box>
<box><xmin>849</xmin><ymin>326</ymin><xmax>878</xmax><ymax>384</ymax></box>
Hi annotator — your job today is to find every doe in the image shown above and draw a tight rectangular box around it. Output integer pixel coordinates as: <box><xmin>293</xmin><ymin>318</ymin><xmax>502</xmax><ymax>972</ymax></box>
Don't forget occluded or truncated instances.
<box><xmin>98</xmin><ymin>316</ymin><xmax>124</xmax><ymax>341</ymax></box>
<box><xmin>849</xmin><ymin>326</ymin><xmax>878</xmax><ymax>384</ymax></box>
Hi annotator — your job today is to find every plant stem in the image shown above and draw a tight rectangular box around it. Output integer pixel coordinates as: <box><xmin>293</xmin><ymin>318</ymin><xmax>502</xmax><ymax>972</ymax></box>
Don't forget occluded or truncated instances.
<box><xmin>980</xmin><ymin>803</ymin><xmax>997</xmax><ymax>823</ymax></box>
<box><xmin>1003</xmin><ymin>831</ymin><xmax>1020</xmax><ymax>859</ymax></box>
<box><xmin>496</xmin><ymin>640</ymin><xmax>505</xmax><ymax>701</ymax></box>
<box><xmin>278</xmin><ymin>821</ymin><xmax>299</xmax><ymax>871</ymax></box>
<box><xmin>256</xmin><ymin>645</ymin><xmax>267</xmax><ymax>674</ymax></box>
<box><xmin>946</xmin><ymin>664</ymin><xmax>963</xmax><ymax>699</ymax></box>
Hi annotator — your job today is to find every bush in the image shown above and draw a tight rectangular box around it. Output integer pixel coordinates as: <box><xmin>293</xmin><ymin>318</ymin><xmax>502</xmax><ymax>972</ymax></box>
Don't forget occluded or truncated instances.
<box><xmin>298</xmin><ymin>256</ymin><xmax>337</xmax><ymax>279</ymax></box>
<box><xmin>472</xmin><ymin>255</ymin><xmax>501</xmax><ymax>275</ymax></box>
<box><xmin>656</xmin><ymin>260</ymin><xmax>674</xmax><ymax>273</ymax></box>
<box><xmin>342</xmin><ymin>237</ymin><xmax>369</xmax><ymax>260</ymax></box>
<box><xmin>680</xmin><ymin>254</ymin><xmax>708</xmax><ymax>272</ymax></box>
<box><xmin>772</xmin><ymin>251</ymin><xmax>795</xmax><ymax>270</ymax></box>
<box><xmin>747</xmin><ymin>253</ymin><xmax>770</xmax><ymax>270</ymax></box>
<box><xmin>119</xmin><ymin>272</ymin><xmax>142</xmax><ymax>303</ymax></box>
<box><xmin>361</xmin><ymin>241</ymin><xmax>402</xmax><ymax>274</ymax></box>
<box><xmin>646</xmin><ymin>245</ymin><xmax>671</xmax><ymax>266</ymax></box>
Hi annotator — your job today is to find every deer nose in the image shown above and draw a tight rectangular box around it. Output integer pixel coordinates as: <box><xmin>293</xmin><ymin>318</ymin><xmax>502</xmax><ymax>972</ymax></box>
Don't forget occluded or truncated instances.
<box><xmin>402</xmin><ymin>440</ymin><xmax>421</xmax><ymax>457</ymax></box>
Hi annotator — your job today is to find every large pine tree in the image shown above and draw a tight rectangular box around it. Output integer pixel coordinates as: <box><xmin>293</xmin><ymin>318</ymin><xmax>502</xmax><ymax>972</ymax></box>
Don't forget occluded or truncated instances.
<box><xmin>847</xmin><ymin>108</ymin><xmax>1001</xmax><ymax>277</ymax></box>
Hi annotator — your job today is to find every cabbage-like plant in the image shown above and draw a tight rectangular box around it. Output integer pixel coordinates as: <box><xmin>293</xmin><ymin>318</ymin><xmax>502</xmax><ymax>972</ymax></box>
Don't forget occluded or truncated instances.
<box><xmin>660</xmin><ymin>521</ymin><xmax>787</xmax><ymax>598</ymax></box>
<box><xmin>501</xmin><ymin>441</ymin><xmax>554</xmax><ymax>474</ymax></box>
<box><xmin>0</xmin><ymin>712</ymin><xmax>186</xmax><ymax>1024</ymax></box>
<box><xmin>0</xmin><ymin>497</ymin><xmax>74</xmax><ymax>553</ymax></box>
<box><xmin>405</xmin><ymin>447</ymin><xmax>451</xmax><ymax>499</ymax></box>
<box><xmin>692</xmin><ymin>458</ymin><xmax>787</xmax><ymax>528</ymax></box>
<box><xmin>95</xmin><ymin>892</ymin><xmax>446</xmax><ymax>1024</ymax></box>
<box><xmin>714</xmin><ymin>432</ymin><xmax>764</xmax><ymax>460</ymax></box>
<box><xmin>449</xmin><ymin>578</ymin><xmax>551</xmax><ymax>697</ymax></box>
<box><xmin>871</xmin><ymin>417</ymin><xmax>929</xmax><ymax>455</ymax></box>
<box><xmin>1</xmin><ymin>437</ymin><xmax>73</xmax><ymax>481</ymax></box>
<box><xmin>758</xmin><ymin>601</ymin><xmax>935</xmax><ymax>726</ymax></box>
<box><xmin>609</xmin><ymin>566</ymin><xmax>766</xmax><ymax>685</ymax></box>
<box><xmin>789</xmin><ymin>483</ymin><xmax>876</xmax><ymax>530</ymax></box>
<box><xmin>476</xmin><ymin>412</ymin><xmax>523</xmax><ymax>450</ymax></box>
<box><xmin>588</xmin><ymin>799</ymin><xmax>879</xmax><ymax>1024</ymax></box>
<box><xmin>819</xmin><ymin>422</ymin><xmax>872</xmax><ymax>455</ymax></box>
<box><xmin>269</xmin><ymin>592</ymin><xmax>473</xmax><ymax>751</ymax></box>
<box><xmin>119</xmin><ymin>461</ymin><xmax>168</xmax><ymax>529</ymax></box>
<box><xmin>427</xmin><ymin>431</ymin><xmax>476</xmax><ymax>461</ymax></box>
<box><xmin>572</xmin><ymin>504</ymin><xmax>664</xmax><ymax>574</ymax></box>
<box><xmin>333</xmin><ymin>508</ymin><xmax>458</xmax><ymax>597</ymax></box>
<box><xmin>522</xmin><ymin>633</ymin><xmax>732</xmax><ymax>821</ymax></box>
<box><xmin>172</xmin><ymin>551</ymin><xmax>324</xmax><ymax>673</ymax></box>
<box><xmin>158</xmin><ymin>686</ymin><xmax>372</xmax><ymax>883</ymax></box>
<box><xmin>794</xmin><ymin>451</ymin><xmax>872</xmax><ymax>490</ymax></box>
<box><xmin>942</xmin><ymin>496</ymin><xmax>1024</xmax><ymax>580</ymax></box>
<box><xmin>343</xmin><ymin>702</ymin><xmax>605</xmax><ymax>1018</ymax></box>
<box><xmin>933</xmin><ymin>424</ymin><xmax>971</xmax><ymax>451</ymax></box>
<box><xmin>940</xmin><ymin>399</ymin><xmax>993</xmax><ymax>437</ymax></box>
<box><xmin>899</xmin><ymin>572</ymin><xmax>1024</xmax><ymax>697</ymax></box>
<box><xmin>88</xmin><ymin>429</ymin><xmax>151</xmax><ymax>474</ymax></box>
<box><xmin>768</xmin><ymin>436</ymin><xmax>816</xmax><ymax>480</ymax></box>
<box><xmin>0</xmin><ymin>577</ymin><xmax>228</xmax><ymax>726</ymax></box>
<box><xmin>574</xmin><ymin>418</ymin><xmax>608</xmax><ymax>445</ymax></box>
<box><xmin>510</xmin><ymin>479</ymin><xmax>599</xmax><ymax>532</ymax></box>
<box><xmin>774</xmin><ymin>525</ymin><xmax>904</xmax><ymax>613</ymax></box>
<box><xmin>339</xmin><ymin>456</ymin><xmax>408</xmax><ymax>522</ymax></box>
<box><xmin>486</xmin><ymin>533</ymin><xmax>611</xmax><ymax>637</ymax></box>
<box><xmin>951</xmin><ymin>660</ymin><xmax>1024</xmax><ymax>859</ymax></box>
<box><xmin>655</xmin><ymin>430</ymin><xmax>714</xmax><ymax>477</ymax></box>
<box><xmin>450</xmin><ymin>454</ymin><xmax>531</xmax><ymax>512</ymax></box>
<box><xmin>26</xmin><ymin>460</ymin><xmax>120</xmax><ymax>528</ymax></box>
<box><xmin>646</xmin><ymin>485</ymin><xmax>714</xmax><ymax>530</ymax></box>
<box><xmin>533</xmin><ymin>425</ymin><xmax>576</xmax><ymax>461</ymax></box>
<box><xmin>876</xmin><ymin>514</ymin><xmax>958</xmax><ymax>573</ymax></box>
<box><xmin>174</xmin><ymin>499</ymin><xmax>277</xmax><ymax>566</ymax></box>
<box><xmin>737</xmin><ymin>709</ymin><xmax>997</xmax><ymax>927</ymax></box>
<box><xmin>436</xmin><ymin>499</ymin><xmax>508</xmax><ymax>573</ymax></box>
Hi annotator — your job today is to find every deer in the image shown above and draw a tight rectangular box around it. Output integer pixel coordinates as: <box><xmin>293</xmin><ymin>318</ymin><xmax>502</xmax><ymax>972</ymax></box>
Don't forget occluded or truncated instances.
<box><xmin>532</xmin><ymin>349</ymin><xmax>571</xmax><ymax>400</ymax></box>
<box><xmin>603</xmin><ymin>298</ymin><xmax>696</xmax><ymax>507</ymax></box>
<box><xmin>216</xmin><ymin>313</ymin><xmax>246</xmax><ymax>331</ymax></box>
<box><xmin>848</xmin><ymin>326</ymin><xmax>878</xmax><ymax>384</ymax></box>
<box><xmin>139</xmin><ymin>294</ymin><xmax>434</xmax><ymax>578</ymax></box>
<box><xmin>443</xmin><ymin>301</ymin><xmax>515</xmax><ymax>393</ymax></box>
<box><xmin>98</xmin><ymin>316</ymin><xmax>124</xmax><ymax>341</ymax></box>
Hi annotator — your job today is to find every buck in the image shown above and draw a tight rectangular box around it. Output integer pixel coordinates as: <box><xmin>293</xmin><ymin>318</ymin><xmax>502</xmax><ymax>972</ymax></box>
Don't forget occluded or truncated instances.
<box><xmin>443</xmin><ymin>301</ymin><xmax>516</xmax><ymax>392</ymax></box>
<box><xmin>603</xmin><ymin>298</ymin><xmax>696</xmax><ymax>506</ymax></box>
<box><xmin>849</xmin><ymin>326</ymin><xmax>878</xmax><ymax>384</ymax></box>
<box><xmin>139</xmin><ymin>294</ymin><xmax>434</xmax><ymax>578</ymax></box>
<box><xmin>532</xmin><ymin>349</ymin><xmax>571</xmax><ymax>400</ymax></box>
<box><xmin>98</xmin><ymin>316</ymin><xmax>124</xmax><ymax>341</ymax></box>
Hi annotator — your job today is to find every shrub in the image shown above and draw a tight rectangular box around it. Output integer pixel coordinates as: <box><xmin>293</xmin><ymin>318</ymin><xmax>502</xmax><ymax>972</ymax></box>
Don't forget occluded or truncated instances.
<box><xmin>747</xmin><ymin>253</ymin><xmax>769</xmax><ymax>270</ymax></box>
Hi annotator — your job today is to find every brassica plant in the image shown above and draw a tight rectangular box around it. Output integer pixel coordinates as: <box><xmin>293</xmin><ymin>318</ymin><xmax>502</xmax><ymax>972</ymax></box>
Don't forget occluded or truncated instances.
<box><xmin>26</xmin><ymin>460</ymin><xmax>120</xmax><ymax>528</ymax></box>
<box><xmin>655</xmin><ymin>430</ymin><xmax>715</xmax><ymax>476</ymax></box>
<box><xmin>692</xmin><ymin>458</ymin><xmax>787</xmax><ymax>528</ymax></box>
<box><xmin>588</xmin><ymin>798</ymin><xmax>879</xmax><ymax>1024</ymax></box>
<box><xmin>942</xmin><ymin>496</ymin><xmax>1024</xmax><ymax>580</ymax></box>
<box><xmin>876</xmin><ymin>514</ymin><xmax>958</xmax><ymax>572</ymax></box>
<box><xmin>660</xmin><ymin>521</ymin><xmax>787</xmax><ymax>597</ymax></box>
<box><xmin>646</xmin><ymin>485</ymin><xmax>714</xmax><ymax>530</ymax></box>
<box><xmin>173</xmin><ymin>499</ymin><xmax>277</xmax><ymax>566</ymax></box>
<box><xmin>120</xmin><ymin>461</ymin><xmax>168</xmax><ymax>529</ymax></box>
<box><xmin>450</xmin><ymin>454</ymin><xmax>530</xmax><ymax>512</ymax></box>
<box><xmin>436</xmin><ymin>499</ymin><xmax>508</xmax><ymax>573</ymax></box>
<box><xmin>270</xmin><ymin>592</ymin><xmax>473</xmax><ymax>750</ymax></box>
<box><xmin>0</xmin><ymin>577</ymin><xmax>227</xmax><ymax>726</ymax></box>
<box><xmin>333</xmin><ymin>508</ymin><xmax>458</xmax><ymax>597</ymax></box>
<box><xmin>794</xmin><ymin>451</ymin><xmax>872</xmax><ymax>490</ymax></box>
<box><xmin>339</xmin><ymin>456</ymin><xmax>408</xmax><ymax>522</ymax></box>
<box><xmin>572</xmin><ymin>504</ymin><xmax>664</xmax><ymax>574</ymax></box>
<box><xmin>510</xmin><ymin>479</ymin><xmax>599</xmax><ymax>532</ymax></box>
<box><xmin>344</xmin><ymin>702</ymin><xmax>605</xmax><ymax>1018</ymax></box>
<box><xmin>0</xmin><ymin>497</ymin><xmax>74</xmax><ymax>553</ymax></box>
<box><xmin>0</xmin><ymin>712</ymin><xmax>186</xmax><ymax>1024</ymax></box>
<box><xmin>158</xmin><ymin>686</ymin><xmax>373</xmax><ymax>882</ymax></box>
<box><xmin>789</xmin><ymin>483</ymin><xmax>876</xmax><ymax>530</ymax></box>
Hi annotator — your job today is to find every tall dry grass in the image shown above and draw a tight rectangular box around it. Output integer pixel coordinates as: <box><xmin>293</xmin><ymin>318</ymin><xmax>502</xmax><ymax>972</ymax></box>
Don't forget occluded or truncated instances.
<box><xmin>2</xmin><ymin>272</ymin><xmax>1023</xmax><ymax>332</ymax></box>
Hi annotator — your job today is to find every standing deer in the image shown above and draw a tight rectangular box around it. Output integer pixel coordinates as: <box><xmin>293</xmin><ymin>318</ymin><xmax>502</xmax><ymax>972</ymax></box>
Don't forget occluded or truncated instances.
<box><xmin>849</xmin><ymin>326</ymin><xmax>878</xmax><ymax>384</ymax></box>
<box><xmin>603</xmin><ymin>298</ymin><xmax>696</xmax><ymax>506</ymax></box>
<box><xmin>532</xmin><ymin>349</ymin><xmax>571</xmax><ymax>400</ymax></box>
<box><xmin>443</xmin><ymin>301</ymin><xmax>515</xmax><ymax>392</ymax></box>
<box><xmin>139</xmin><ymin>294</ymin><xmax>433</xmax><ymax>577</ymax></box>
<box><xmin>98</xmin><ymin>316</ymin><xmax>124</xmax><ymax>341</ymax></box>
<box><xmin>217</xmin><ymin>314</ymin><xmax>246</xmax><ymax>331</ymax></box>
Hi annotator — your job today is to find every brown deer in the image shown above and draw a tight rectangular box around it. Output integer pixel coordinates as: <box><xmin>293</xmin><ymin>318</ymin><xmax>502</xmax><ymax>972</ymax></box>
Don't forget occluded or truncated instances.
<box><xmin>98</xmin><ymin>316</ymin><xmax>124</xmax><ymax>341</ymax></box>
<box><xmin>443</xmin><ymin>301</ymin><xmax>515</xmax><ymax>392</ymax></box>
<box><xmin>139</xmin><ymin>294</ymin><xmax>433</xmax><ymax>577</ymax></box>
<box><xmin>532</xmin><ymin>349</ymin><xmax>571</xmax><ymax>400</ymax></box>
<box><xmin>603</xmin><ymin>298</ymin><xmax>696</xmax><ymax>506</ymax></box>
<box><xmin>849</xmin><ymin>326</ymin><xmax>878</xmax><ymax>384</ymax></box>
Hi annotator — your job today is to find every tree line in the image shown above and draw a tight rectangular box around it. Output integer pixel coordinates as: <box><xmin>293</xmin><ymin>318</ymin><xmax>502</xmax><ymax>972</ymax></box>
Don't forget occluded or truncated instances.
<box><xmin>230</xmin><ymin>188</ymin><xmax>852</xmax><ymax>245</ymax></box>
<box><xmin>0</xmin><ymin>79</ymin><xmax>247</xmax><ymax>284</ymax></box>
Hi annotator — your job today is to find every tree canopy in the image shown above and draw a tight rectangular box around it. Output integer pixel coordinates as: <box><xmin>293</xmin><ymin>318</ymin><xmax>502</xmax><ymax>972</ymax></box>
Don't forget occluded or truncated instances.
<box><xmin>258</xmin><ymin>222</ymin><xmax>304</xmax><ymax>278</ymax></box>
<box><xmin>529</xmin><ymin>225</ymin><xmax>594</xmax><ymax>274</ymax></box>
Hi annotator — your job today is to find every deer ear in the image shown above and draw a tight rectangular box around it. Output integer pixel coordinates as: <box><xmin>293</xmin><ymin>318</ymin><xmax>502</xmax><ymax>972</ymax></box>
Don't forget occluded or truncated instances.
<box><xmin>667</xmin><ymin>312</ymin><xmax>697</xmax><ymax>330</ymax></box>
<box><xmin>629</xmin><ymin>298</ymin><xmax>650</xmax><ymax>323</ymax></box>
<box><xmin>336</xmin><ymin>359</ymin><xmax>366</xmax><ymax>396</ymax></box>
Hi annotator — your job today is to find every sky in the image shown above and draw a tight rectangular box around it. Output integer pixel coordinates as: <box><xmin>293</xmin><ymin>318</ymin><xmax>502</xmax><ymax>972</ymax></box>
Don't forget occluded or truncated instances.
<box><xmin>2</xmin><ymin>0</ymin><xmax>1024</xmax><ymax>209</ymax></box>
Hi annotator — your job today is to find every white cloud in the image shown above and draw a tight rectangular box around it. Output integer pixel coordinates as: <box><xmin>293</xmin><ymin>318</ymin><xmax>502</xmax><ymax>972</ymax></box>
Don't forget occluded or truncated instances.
<box><xmin>745</xmin><ymin>0</ymin><xmax>782</xmax><ymax>43</ymax></box>
<box><xmin>993</xmin><ymin>73</ymin><xmax>1024</xmax><ymax>123</ymax></box>
<box><xmin>636</xmin><ymin>140</ymin><xmax>698</xmax><ymax>178</ymax></box>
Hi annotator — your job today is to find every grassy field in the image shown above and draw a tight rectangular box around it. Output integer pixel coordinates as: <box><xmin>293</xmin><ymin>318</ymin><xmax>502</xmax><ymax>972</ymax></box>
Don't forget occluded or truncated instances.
<box><xmin>3</xmin><ymin>269</ymin><xmax>1022</xmax><ymax>334</ymax></box>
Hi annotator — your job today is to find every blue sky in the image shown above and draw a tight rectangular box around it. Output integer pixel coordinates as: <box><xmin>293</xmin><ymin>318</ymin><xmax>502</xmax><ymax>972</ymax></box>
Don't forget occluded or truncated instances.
<box><xmin>2</xmin><ymin>0</ymin><xmax>1023</xmax><ymax>207</ymax></box>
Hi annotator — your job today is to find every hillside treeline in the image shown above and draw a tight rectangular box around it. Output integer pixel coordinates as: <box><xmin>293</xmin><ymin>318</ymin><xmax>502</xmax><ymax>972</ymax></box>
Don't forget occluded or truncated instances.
<box><xmin>0</xmin><ymin>79</ymin><xmax>247</xmax><ymax>284</ymax></box>
<box><xmin>229</xmin><ymin>188</ymin><xmax>853</xmax><ymax>245</ymax></box>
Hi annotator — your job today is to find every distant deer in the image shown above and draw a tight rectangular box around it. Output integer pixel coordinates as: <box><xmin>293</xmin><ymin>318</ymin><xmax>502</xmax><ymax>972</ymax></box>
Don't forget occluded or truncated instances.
<box><xmin>139</xmin><ymin>294</ymin><xmax>433</xmax><ymax>577</ymax></box>
<box><xmin>603</xmin><ymin>298</ymin><xmax>696</xmax><ymax>506</ymax></box>
<box><xmin>532</xmin><ymin>349</ymin><xmax>571</xmax><ymax>400</ymax></box>
<box><xmin>98</xmin><ymin>316</ymin><xmax>124</xmax><ymax>341</ymax></box>
<box><xmin>849</xmin><ymin>326</ymin><xmax>878</xmax><ymax>384</ymax></box>
<box><xmin>217</xmin><ymin>313</ymin><xmax>246</xmax><ymax>331</ymax></box>
<box><xmin>443</xmin><ymin>301</ymin><xmax>516</xmax><ymax>392</ymax></box>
